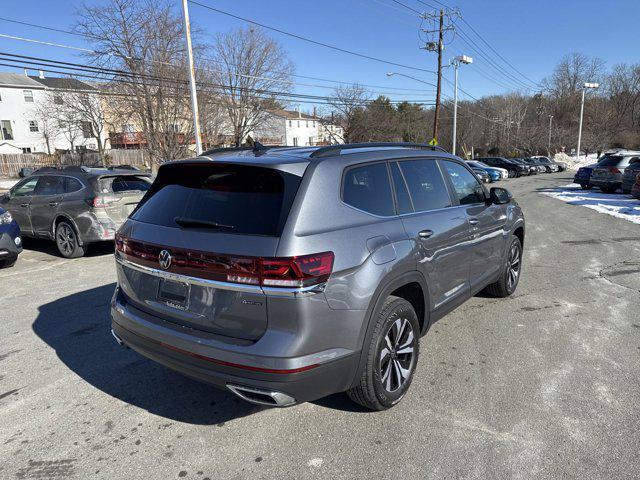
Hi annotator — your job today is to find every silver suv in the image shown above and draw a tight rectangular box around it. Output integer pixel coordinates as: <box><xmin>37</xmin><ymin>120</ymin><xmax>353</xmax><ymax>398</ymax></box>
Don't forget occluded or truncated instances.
<box><xmin>110</xmin><ymin>143</ymin><xmax>526</xmax><ymax>410</ymax></box>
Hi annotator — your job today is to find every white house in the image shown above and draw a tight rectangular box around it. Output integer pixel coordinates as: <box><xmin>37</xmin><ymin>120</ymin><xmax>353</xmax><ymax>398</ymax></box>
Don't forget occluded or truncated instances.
<box><xmin>252</xmin><ymin>108</ymin><xmax>343</xmax><ymax>147</ymax></box>
<box><xmin>0</xmin><ymin>71</ymin><xmax>107</xmax><ymax>154</ymax></box>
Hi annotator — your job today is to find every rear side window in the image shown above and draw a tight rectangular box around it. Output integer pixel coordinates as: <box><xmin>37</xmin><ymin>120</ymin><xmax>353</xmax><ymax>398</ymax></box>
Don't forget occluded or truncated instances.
<box><xmin>99</xmin><ymin>175</ymin><xmax>151</xmax><ymax>193</ymax></box>
<box><xmin>441</xmin><ymin>161</ymin><xmax>486</xmax><ymax>205</ymax></box>
<box><xmin>34</xmin><ymin>176</ymin><xmax>64</xmax><ymax>196</ymax></box>
<box><xmin>63</xmin><ymin>177</ymin><xmax>83</xmax><ymax>194</ymax></box>
<box><xmin>597</xmin><ymin>155</ymin><xmax>632</xmax><ymax>167</ymax></box>
<box><xmin>131</xmin><ymin>163</ymin><xmax>301</xmax><ymax>236</ymax></box>
<box><xmin>343</xmin><ymin>163</ymin><xmax>394</xmax><ymax>216</ymax></box>
<box><xmin>398</xmin><ymin>159</ymin><xmax>451</xmax><ymax>212</ymax></box>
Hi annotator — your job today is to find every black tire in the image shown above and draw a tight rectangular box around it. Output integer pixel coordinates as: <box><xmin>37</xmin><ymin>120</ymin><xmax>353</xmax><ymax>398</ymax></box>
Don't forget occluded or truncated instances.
<box><xmin>55</xmin><ymin>220</ymin><xmax>86</xmax><ymax>258</ymax></box>
<box><xmin>0</xmin><ymin>257</ymin><xmax>17</xmax><ymax>268</ymax></box>
<box><xmin>485</xmin><ymin>236</ymin><xmax>522</xmax><ymax>298</ymax></box>
<box><xmin>508</xmin><ymin>169</ymin><xmax>516</xmax><ymax>178</ymax></box>
<box><xmin>348</xmin><ymin>296</ymin><xmax>420</xmax><ymax>411</ymax></box>
<box><xmin>580</xmin><ymin>184</ymin><xmax>593</xmax><ymax>190</ymax></box>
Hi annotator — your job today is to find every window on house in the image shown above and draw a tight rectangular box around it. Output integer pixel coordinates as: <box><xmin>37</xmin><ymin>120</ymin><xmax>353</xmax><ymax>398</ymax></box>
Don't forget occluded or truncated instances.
<box><xmin>288</xmin><ymin>120</ymin><xmax>292</xmax><ymax>127</ymax></box>
<box><xmin>306</xmin><ymin>121</ymin><xmax>309</xmax><ymax>128</ymax></box>
<box><xmin>23</xmin><ymin>90</ymin><xmax>34</xmax><ymax>102</ymax></box>
<box><xmin>22</xmin><ymin>147</ymin><xmax>32</xmax><ymax>153</ymax></box>
<box><xmin>292</xmin><ymin>137</ymin><xmax>299</xmax><ymax>146</ymax></box>
<box><xmin>312</xmin><ymin>121</ymin><xmax>315</xmax><ymax>128</ymax></box>
<box><xmin>29</xmin><ymin>120</ymin><xmax>39</xmax><ymax>132</ymax></box>
<box><xmin>82</xmin><ymin>121</ymin><xmax>93</xmax><ymax>138</ymax></box>
<box><xmin>308</xmin><ymin>137</ymin><xmax>314</xmax><ymax>146</ymax></box>
<box><xmin>122</xmin><ymin>124</ymin><xmax>134</xmax><ymax>133</ymax></box>
<box><xmin>54</xmin><ymin>95</ymin><xmax>63</xmax><ymax>105</ymax></box>
<box><xmin>169</xmin><ymin>124</ymin><xmax>180</xmax><ymax>133</ymax></box>
<box><xmin>0</xmin><ymin>120</ymin><xmax>13</xmax><ymax>140</ymax></box>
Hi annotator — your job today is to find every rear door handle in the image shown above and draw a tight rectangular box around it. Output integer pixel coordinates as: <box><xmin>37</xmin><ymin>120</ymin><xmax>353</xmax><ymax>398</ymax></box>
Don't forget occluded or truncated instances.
<box><xmin>49</xmin><ymin>201</ymin><xmax>59</xmax><ymax>207</ymax></box>
<box><xmin>20</xmin><ymin>203</ymin><xmax>29</xmax><ymax>208</ymax></box>
<box><xmin>468</xmin><ymin>218</ymin><xmax>479</xmax><ymax>226</ymax></box>
<box><xmin>418</xmin><ymin>229</ymin><xmax>433</xmax><ymax>239</ymax></box>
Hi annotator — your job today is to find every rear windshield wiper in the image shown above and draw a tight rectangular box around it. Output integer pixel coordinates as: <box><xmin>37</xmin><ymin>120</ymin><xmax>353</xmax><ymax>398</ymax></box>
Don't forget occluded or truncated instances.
<box><xmin>173</xmin><ymin>217</ymin><xmax>235</xmax><ymax>230</ymax></box>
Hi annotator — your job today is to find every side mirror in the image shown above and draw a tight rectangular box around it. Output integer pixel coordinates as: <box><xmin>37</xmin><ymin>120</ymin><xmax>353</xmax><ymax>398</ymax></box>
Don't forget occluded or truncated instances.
<box><xmin>490</xmin><ymin>187</ymin><xmax>512</xmax><ymax>205</ymax></box>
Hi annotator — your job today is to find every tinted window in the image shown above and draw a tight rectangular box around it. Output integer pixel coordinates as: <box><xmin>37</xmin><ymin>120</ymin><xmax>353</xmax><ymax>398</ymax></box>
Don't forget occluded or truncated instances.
<box><xmin>63</xmin><ymin>177</ymin><xmax>83</xmax><ymax>194</ymax></box>
<box><xmin>398</xmin><ymin>159</ymin><xmax>451</xmax><ymax>212</ymax></box>
<box><xmin>390</xmin><ymin>162</ymin><xmax>413</xmax><ymax>214</ymax></box>
<box><xmin>99</xmin><ymin>175</ymin><xmax>151</xmax><ymax>193</ymax></box>
<box><xmin>132</xmin><ymin>163</ymin><xmax>300</xmax><ymax>236</ymax></box>
<box><xmin>12</xmin><ymin>178</ymin><xmax>38</xmax><ymax>197</ymax></box>
<box><xmin>343</xmin><ymin>163</ymin><xmax>394</xmax><ymax>216</ymax></box>
<box><xmin>442</xmin><ymin>161</ymin><xmax>486</xmax><ymax>205</ymax></box>
<box><xmin>598</xmin><ymin>155</ymin><xmax>633</xmax><ymax>167</ymax></box>
<box><xmin>34</xmin><ymin>176</ymin><xmax>64</xmax><ymax>196</ymax></box>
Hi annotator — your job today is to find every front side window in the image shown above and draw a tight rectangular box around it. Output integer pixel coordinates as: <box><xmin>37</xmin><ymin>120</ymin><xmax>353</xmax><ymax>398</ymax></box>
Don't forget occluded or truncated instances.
<box><xmin>29</xmin><ymin>120</ymin><xmax>39</xmax><ymax>132</ymax></box>
<box><xmin>1</xmin><ymin>120</ymin><xmax>13</xmax><ymax>140</ymax></box>
<box><xmin>398</xmin><ymin>159</ymin><xmax>451</xmax><ymax>212</ymax></box>
<box><xmin>23</xmin><ymin>90</ymin><xmax>34</xmax><ymax>102</ymax></box>
<box><xmin>441</xmin><ymin>161</ymin><xmax>486</xmax><ymax>205</ymax></box>
<box><xmin>343</xmin><ymin>163</ymin><xmax>394</xmax><ymax>216</ymax></box>
<box><xmin>12</xmin><ymin>178</ymin><xmax>39</xmax><ymax>197</ymax></box>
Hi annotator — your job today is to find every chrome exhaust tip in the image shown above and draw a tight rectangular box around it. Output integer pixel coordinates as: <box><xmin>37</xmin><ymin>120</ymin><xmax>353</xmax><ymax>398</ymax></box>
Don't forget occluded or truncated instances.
<box><xmin>227</xmin><ymin>384</ymin><xmax>296</xmax><ymax>407</ymax></box>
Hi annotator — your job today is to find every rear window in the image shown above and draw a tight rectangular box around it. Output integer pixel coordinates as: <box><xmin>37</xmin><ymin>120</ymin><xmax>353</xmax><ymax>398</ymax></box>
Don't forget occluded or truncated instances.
<box><xmin>597</xmin><ymin>155</ymin><xmax>631</xmax><ymax>167</ymax></box>
<box><xmin>99</xmin><ymin>175</ymin><xmax>151</xmax><ymax>193</ymax></box>
<box><xmin>131</xmin><ymin>163</ymin><xmax>301</xmax><ymax>236</ymax></box>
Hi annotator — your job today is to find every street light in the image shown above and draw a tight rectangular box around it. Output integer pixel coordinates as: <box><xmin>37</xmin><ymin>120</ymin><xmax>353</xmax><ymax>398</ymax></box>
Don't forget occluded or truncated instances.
<box><xmin>451</xmin><ymin>55</ymin><xmax>472</xmax><ymax>156</ymax></box>
<box><xmin>576</xmin><ymin>82</ymin><xmax>599</xmax><ymax>159</ymax></box>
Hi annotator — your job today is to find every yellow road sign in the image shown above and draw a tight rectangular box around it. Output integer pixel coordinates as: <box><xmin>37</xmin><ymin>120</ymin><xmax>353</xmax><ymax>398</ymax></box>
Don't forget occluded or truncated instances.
<box><xmin>428</xmin><ymin>138</ymin><xmax>438</xmax><ymax>146</ymax></box>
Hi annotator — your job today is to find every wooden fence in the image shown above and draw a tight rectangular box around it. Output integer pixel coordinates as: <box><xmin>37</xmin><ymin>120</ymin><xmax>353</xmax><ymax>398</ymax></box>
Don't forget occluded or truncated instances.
<box><xmin>0</xmin><ymin>149</ymin><xmax>150</xmax><ymax>177</ymax></box>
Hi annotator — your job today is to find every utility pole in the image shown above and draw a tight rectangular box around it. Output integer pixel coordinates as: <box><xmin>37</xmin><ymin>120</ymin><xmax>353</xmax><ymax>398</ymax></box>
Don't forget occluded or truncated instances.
<box><xmin>181</xmin><ymin>0</ymin><xmax>202</xmax><ymax>155</ymax></box>
<box><xmin>547</xmin><ymin>115</ymin><xmax>553</xmax><ymax>156</ymax></box>
<box><xmin>577</xmin><ymin>82</ymin><xmax>599</xmax><ymax>158</ymax></box>
<box><xmin>432</xmin><ymin>9</ymin><xmax>444</xmax><ymax>143</ymax></box>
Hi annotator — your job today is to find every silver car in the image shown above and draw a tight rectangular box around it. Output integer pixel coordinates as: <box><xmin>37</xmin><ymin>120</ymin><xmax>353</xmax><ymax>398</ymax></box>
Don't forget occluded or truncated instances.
<box><xmin>590</xmin><ymin>152</ymin><xmax>640</xmax><ymax>193</ymax></box>
<box><xmin>110</xmin><ymin>143</ymin><xmax>526</xmax><ymax>410</ymax></box>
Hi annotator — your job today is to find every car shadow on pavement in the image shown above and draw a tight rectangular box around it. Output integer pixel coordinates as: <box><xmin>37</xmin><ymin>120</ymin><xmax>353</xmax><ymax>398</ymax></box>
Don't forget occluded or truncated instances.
<box><xmin>22</xmin><ymin>237</ymin><xmax>115</xmax><ymax>258</ymax></box>
<box><xmin>32</xmin><ymin>283</ymin><xmax>264</xmax><ymax>425</ymax></box>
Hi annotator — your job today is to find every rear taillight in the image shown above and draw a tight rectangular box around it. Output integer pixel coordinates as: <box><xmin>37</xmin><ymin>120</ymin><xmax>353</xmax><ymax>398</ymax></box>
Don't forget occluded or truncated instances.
<box><xmin>608</xmin><ymin>167</ymin><xmax>621</xmax><ymax>174</ymax></box>
<box><xmin>88</xmin><ymin>196</ymin><xmax>115</xmax><ymax>208</ymax></box>
<box><xmin>116</xmin><ymin>235</ymin><xmax>334</xmax><ymax>289</ymax></box>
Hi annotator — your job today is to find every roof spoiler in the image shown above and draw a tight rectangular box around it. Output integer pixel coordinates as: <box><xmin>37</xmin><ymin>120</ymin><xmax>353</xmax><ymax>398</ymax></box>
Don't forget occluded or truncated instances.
<box><xmin>309</xmin><ymin>142</ymin><xmax>447</xmax><ymax>158</ymax></box>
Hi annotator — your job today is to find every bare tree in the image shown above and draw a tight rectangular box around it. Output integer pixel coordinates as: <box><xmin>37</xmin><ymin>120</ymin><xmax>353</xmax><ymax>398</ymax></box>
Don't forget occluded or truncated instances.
<box><xmin>76</xmin><ymin>0</ymin><xmax>194</xmax><ymax>165</ymax></box>
<box><xmin>210</xmin><ymin>27</ymin><xmax>293</xmax><ymax>146</ymax></box>
<box><xmin>328</xmin><ymin>84</ymin><xmax>370</xmax><ymax>142</ymax></box>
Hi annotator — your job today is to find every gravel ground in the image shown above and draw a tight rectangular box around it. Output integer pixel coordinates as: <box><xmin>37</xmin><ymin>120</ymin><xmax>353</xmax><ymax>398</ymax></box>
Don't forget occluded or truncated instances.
<box><xmin>1</xmin><ymin>172</ymin><xmax>639</xmax><ymax>479</ymax></box>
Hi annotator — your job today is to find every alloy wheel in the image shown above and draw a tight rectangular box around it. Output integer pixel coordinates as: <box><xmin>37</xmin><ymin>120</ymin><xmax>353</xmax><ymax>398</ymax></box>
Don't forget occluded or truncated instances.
<box><xmin>57</xmin><ymin>224</ymin><xmax>76</xmax><ymax>256</ymax></box>
<box><xmin>507</xmin><ymin>241</ymin><xmax>521</xmax><ymax>291</ymax></box>
<box><xmin>379</xmin><ymin>317</ymin><xmax>415</xmax><ymax>393</ymax></box>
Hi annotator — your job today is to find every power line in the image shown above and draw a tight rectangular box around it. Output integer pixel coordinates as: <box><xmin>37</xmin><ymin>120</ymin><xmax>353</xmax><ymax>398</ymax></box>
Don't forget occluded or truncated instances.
<box><xmin>0</xmin><ymin>17</ymin><xmax>437</xmax><ymax>94</ymax></box>
<box><xmin>187</xmin><ymin>0</ymin><xmax>437</xmax><ymax>75</ymax></box>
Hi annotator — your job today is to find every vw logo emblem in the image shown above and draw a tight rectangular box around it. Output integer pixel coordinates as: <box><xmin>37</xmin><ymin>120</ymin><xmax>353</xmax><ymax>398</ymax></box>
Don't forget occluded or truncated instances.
<box><xmin>158</xmin><ymin>250</ymin><xmax>172</xmax><ymax>270</ymax></box>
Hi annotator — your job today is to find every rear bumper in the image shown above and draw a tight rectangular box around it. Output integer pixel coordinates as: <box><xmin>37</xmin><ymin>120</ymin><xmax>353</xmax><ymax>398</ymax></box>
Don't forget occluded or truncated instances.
<box><xmin>110</xmin><ymin>291</ymin><xmax>360</xmax><ymax>405</ymax></box>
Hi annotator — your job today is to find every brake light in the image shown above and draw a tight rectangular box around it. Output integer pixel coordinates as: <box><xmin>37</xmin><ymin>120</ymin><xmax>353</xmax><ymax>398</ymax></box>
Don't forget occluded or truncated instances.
<box><xmin>90</xmin><ymin>196</ymin><xmax>115</xmax><ymax>208</ymax></box>
<box><xmin>608</xmin><ymin>167</ymin><xmax>621</xmax><ymax>174</ymax></box>
<box><xmin>116</xmin><ymin>236</ymin><xmax>334</xmax><ymax>288</ymax></box>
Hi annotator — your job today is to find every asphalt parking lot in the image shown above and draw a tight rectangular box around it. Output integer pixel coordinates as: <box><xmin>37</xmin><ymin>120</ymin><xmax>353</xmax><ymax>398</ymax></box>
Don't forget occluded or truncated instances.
<box><xmin>1</xmin><ymin>172</ymin><xmax>639</xmax><ymax>479</ymax></box>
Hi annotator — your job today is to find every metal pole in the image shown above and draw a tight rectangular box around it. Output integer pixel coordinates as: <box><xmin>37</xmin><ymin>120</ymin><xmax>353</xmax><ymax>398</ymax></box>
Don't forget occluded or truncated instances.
<box><xmin>576</xmin><ymin>88</ymin><xmax>585</xmax><ymax>159</ymax></box>
<box><xmin>452</xmin><ymin>61</ymin><xmax>459</xmax><ymax>155</ymax></box>
<box><xmin>547</xmin><ymin>115</ymin><xmax>553</xmax><ymax>156</ymax></box>
<box><xmin>181</xmin><ymin>0</ymin><xmax>202</xmax><ymax>155</ymax></box>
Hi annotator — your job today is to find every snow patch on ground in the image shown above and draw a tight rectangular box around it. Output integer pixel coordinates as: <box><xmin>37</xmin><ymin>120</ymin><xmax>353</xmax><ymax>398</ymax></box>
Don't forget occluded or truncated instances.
<box><xmin>541</xmin><ymin>184</ymin><xmax>640</xmax><ymax>225</ymax></box>
<box><xmin>553</xmin><ymin>153</ymin><xmax>599</xmax><ymax>171</ymax></box>
<box><xmin>0</xmin><ymin>179</ymin><xmax>18</xmax><ymax>190</ymax></box>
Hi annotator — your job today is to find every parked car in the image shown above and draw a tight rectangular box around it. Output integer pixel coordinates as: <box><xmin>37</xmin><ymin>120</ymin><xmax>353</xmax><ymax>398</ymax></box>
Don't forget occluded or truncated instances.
<box><xmin>511</xmin><ymin>158</ymin><xmax>538</xmax><ymax>175</ymax></box>
<box><xmin>574</xmin><ymin>163</ymin><xmax>600</xmax><ymax>190</ymax></box>
<box><xmin>620</xmin><ymin>157</ymin><xmax>640</xmax><ymax>194</ymax></box>
<box><xmin>529</xmin><ymin>156</ymin><xmax>559</xmax><ymax>173</ymax></box>
<box><xmin>520</xmin><ymin>158</ymin><xmax>547</xmax><ymax>174</ymax></box>
<box><xmin>471</xmin><ymin>167</ymin><xmax>492</xmax><ymax>183</ymax></box>
<box><xmin>466</xmin><ymin>161</ymin><xmax>506</xmax><ymax>182</ymax></box>
<box><xmin>481</xmin><ymin>157</ymin><xmax>529</xmax><ymax>178</ymax></box>
<box><xmin>631</xmin><ymin>173</ymin><xmax>640</xmax><ymax>199</ymax></box>
<box><xmin>0</xmin><ymin>166</ymin><xmax>152</xmax><ymax>258</ymax></box>
<box><xmin>590</xmin><ymin>151</ymin><xmax>640</xmax><ymax>193</ymax></box>
<box><xmin>110</xmin><ymin>142</ymin><xmax>526</xmax><ymax>411</ymax></box>
<box><xmin>0</xmin><ymin>206</ymin><xmax>22</xmax><ymax>268</ymax></box>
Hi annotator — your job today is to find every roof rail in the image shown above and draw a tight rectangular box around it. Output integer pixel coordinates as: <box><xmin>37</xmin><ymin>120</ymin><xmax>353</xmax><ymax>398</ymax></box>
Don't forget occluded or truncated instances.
<box><xmin>309</xmin><ymin>142</ymin><xmax>448</xmax><ymax>158</ymax></box>
<box><xmin>33</xmin><ymin>166</ymin><xmax>60</xmax><ymax>173</ymax></box>
<box><xmin>201</xmin><ymin>141</ymin><xmax>286</xmax><ymax>157</ymax></box>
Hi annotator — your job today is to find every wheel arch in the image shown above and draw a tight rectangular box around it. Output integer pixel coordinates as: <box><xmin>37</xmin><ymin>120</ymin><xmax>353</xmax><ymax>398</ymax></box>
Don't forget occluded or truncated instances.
<box><xmin>52</xmin><ymin>214</ymin><xmax>84</xmax><ymax>245</ymax></box>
